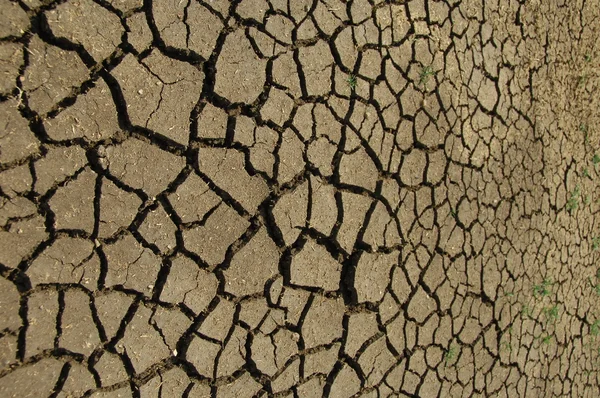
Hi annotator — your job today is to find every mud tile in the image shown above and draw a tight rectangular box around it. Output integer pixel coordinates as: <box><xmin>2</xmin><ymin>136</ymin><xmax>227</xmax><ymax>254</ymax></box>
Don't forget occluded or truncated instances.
<box><xmin>337</xmin><ymin>192</ymin><xmax>372</xmax><ymax>253</ymax></box>
<box><xmin>290</xmin><ymin>238</ymin><xmax>341</xmax><ymax>291</ymax></box>
<box><xmin>198</xmin><ymin>298</ymin><xmax>235</xmax><ymax>342</ymax></box>
<box><xmin>183</xmin><ymin>203</ymin><xmax>249</xmax><ymax>266</ymax></box>
<box><xmin>339</xmin><ymin>147</ymin><xmax>378</xmax><ymax>191</ymax></box>
<box><xmin>0</xmin><ymin>0</ymin><xmax>28</xmax><ymax>38</ymax></box>
<box><xmin>297</xmin><ymin>377</ymin><xmax>326</xmax><ymax>398</ymax></box>
<box><xmin>346</xmin><ymin>311</ymin><xmax>379</xmax><ymax>358</ymax></box>
<box><xmin>27</xmin><ymin>237</ymin><xmax>98</xmax><ymax>287</ymax></box>
<box><xmin>34</xmin><ymin>145</ymin><xmax>87</xmax><ymax>195</ymax></box>
<box><xmin>216</xmin><ymin>326</ymin><xmax>246</xmax><ymax>377</ymax></box>
<box><xmin>248</xmin><ymin>126</ymin><xmax>278</xmax><ymax>177</ymax></box>
<box><xmin>138</xmin><ymin>203</ymin><xmax>177</xmax><ymax>253</ymax></box>
<box><xmin>95</xmin><ymin>291</ymin><xmax>133</xmax><ymax>341</ymax></box>
<box><xmin>139</xmin><ymin>367</ymin><xmax>191</xmax><ymax>397</ymax></box>
<box><xmin>22</xmin><ymin>36</ymin><xmax>89</xmax><ymax>114</ymax></box>
<box><xmin>120</xmin><ymin>304</ymin><xmax>170</xmax><ymax>373</ymax></box>
<box><xmin>0</xmin><ymin>43</ymin><xmax>23</xmax><ymax>94</ymax></box>
<box><xmin>216</xmin><ymin>372</ymin><xmax>262</xmax><ymax>398</ymax></box>
<box><xmin>355</xmin><ymin>251</ymin><xmax>396</xmax><ymax>303</ymax></box>
<box><xmin>0</xmin><ymin>358</ymin><xmax>63</xmax><ymax>397</ymax></box>
<box><xmin>104</xmin><ymin>233</ymin><xmax>161</xmax><ymax>295</ymax></box>
<box><xmin>302</xmin><ymin>296</ymin><xmax>344</xmax><ymax>349</ymax></box>
<box><xmin>0</xmin><ymin>333</ymin><xmax>17</xmax><ymax>368</ymax></box>
<box><xmin>150</xmin><ymin>306</ymin><xmax>190</xmax><ymax>353</ymax></box>
<box><xmin>0</xmin><ymin>278</ymin><xmax>20</xmax><ymax>332</ymax></box>
<box><xmin>46</xmin><ymin>0</ymin><xmax>123</xmax><ymax>62</ymax></box>
<box><xmin>363</xmin><ymin>201</ymin><xmax>401</xmax><ymax>249</ymax></box>
<box><xmin>197</xmin><ymin>102</ymin><xmax>228</xmax><ymax>139</ymax></box>
<box><xmin>200</xmin><ymin>148</ymin><xmax>268</xmax><ymax>211</ymax></box>
<box><xmin>0</xmin><ymin>213</ymin><xmax>46</xmax><ymax>269</ymax></box>
<box><xmin>304</xmin><ymin>343</ymin><xmax>340</xmax><ymax>377</ymax></box>
<box><xmin>108</xmin><ymin>0</ymin><xmax>142</xmax><ymax>13</ymax></box>
<box><xmin>277</xmin><ymin>129</ymin><xmax>305</xmax><ymax>184</ymax></box>
<box><xmin>160</xmin><ymin>255</ymin><xmax>217</xmax><ymax>314</ymax></box>
<box><xmin>279</xmin><ymin>287</ymin><xmax>309</xmax><ymax>326</ymax></box>
<box><xmin>127</xmin><ymin>12</ymin><xmax>153</xmax><ymax>53</ymax></box>
<box><xmin>55</xmin><ymin>361</ymin><xmax>96</xmax><ymax>398</ymax></box>
<box><xmin>45</xmin><ymin>80</ymin><xmax>119</xmax><ymax>142</ymax></box>
<box><xmin>95</xmin><ymin>352</ymin><xmax>128</xmax><ymax>387</ymax></box>
<box><xmin>168</xmin><ymin>173</ymin><xmax>220</xmax><ymax>223</ymax></box>
<box><xmin>224</xmin><ymin>226</ymin><xmax>279</xmax><ymax>296</ymax></box>
<box><xmin>90</xmin><ymin>385</ymin><xmax>132</xmax><ymax>397</ymax></box>
<box><xmin>49</xmin><ymin>168</ymin><xmax>96</xmax><ymax>233</ymax></box>
<box><xmin>308</xmin><ymin>175</ymin><xmax>337</xmax><ymax>236</ymax></box>
<box><xmin>250</xmin><ymin>331</ymin><xmax>277</xmax><ymax>376</ymax></box>
<box><xmin>272</xmin><ymin>358</ymin><xmax>299</xmax><ymax>393</ymax></box>
<box><xmin>329</xmin><ymin>364</ymin><xmax>361</xmax><ymax>398</ymax></box>
<box><xmin>0</xmin><ymin>99</ymin><xmax>39</xmax><ymax>165</ymax></box>
<box><xmin>407</xmin><ymin>286</ymin><xmax>436</xmax><ymax>324</ymax></box>
<box><xmin>307</xmin><ymin>137</ymin><xmax>336</xmax><ymax>176</ymax></box>
<box><xmin>358</xmin><ymin>335</ymin><xmax>396</xmax><ymax>386</ymax></box>
<box><xmin>261</xmin><ymin>88</ymin><xmax>294</xmax><ymax>126</ymax></box>
<box><xmin>25</xmin><ymin>290</ymin><xmax>58</xmax><ymax>357</ymax></box>
<box><xmin>215</xmin><ymin>29</ymin><xmax>266</xmax><ymax>104</ymax></box>
<box><xmin>298</xmin><ymin>41</ymin><xmax>334</xmax><ymax>97</ymax></box>
<box><xmin>105</xmin><ymin>138</ymin><xmax>185</xmax><ymax>197</ymax></box>
<box><xmin>59</xmin><ymin>290</ymin><xmax>100</xmax><ymax>356</ymax></box>
<box><xmin>98</xmin><ymin>177</ymin><xmax>141</xmax><ymax>238</ymax></box>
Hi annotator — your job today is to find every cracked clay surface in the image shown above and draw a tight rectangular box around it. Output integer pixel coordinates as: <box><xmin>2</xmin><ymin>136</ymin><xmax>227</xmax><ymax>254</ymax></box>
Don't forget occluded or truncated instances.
<box><xmin>1</xmin><ymin>0</ymin><xmax>600</xmax><ymax>396</ymax></box>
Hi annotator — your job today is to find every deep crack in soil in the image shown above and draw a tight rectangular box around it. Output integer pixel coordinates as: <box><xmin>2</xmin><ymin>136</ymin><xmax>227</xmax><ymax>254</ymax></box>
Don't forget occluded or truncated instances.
<box><xmin>1</xmin><ymin>0</ymin><xmax>600</xmax><ymax>396</ymax></box>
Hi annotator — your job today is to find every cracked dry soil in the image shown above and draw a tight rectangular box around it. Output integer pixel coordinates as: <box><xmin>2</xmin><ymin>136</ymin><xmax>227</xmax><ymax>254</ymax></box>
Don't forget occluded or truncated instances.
<box><xmin>1</xmin><ymin>0</ymin><xmax>600</xmax><ymax>396</ymax></box>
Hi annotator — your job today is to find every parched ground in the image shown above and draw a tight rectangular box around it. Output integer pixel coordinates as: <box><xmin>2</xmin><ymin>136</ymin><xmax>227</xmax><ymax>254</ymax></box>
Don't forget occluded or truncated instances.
<box><xmin>1</xmin><ymin>0</ymin><xmax>600</xmax><ymax>396</ymax></box>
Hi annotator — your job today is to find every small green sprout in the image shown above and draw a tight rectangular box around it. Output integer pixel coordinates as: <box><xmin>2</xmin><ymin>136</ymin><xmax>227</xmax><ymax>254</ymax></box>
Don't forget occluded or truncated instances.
<box><xmin>533</xmin><ymin>279</ymin><xmax>553</xmax><ymax>298</ymax></box>
<box><xmin>444</xmin><ymin>345</ymin><xmax>457</xmax><ymax>365</ymax></box>
<box><xmin>592</xmin><ymin>237</ymin><xmax>600</xmax><ymax>251</ymax></box>
<box><xmin>346</xmin><ymin>74</ymin><xmax>357</xmax><ymax>90</ymax></box>
<box><xmin>418</xmin><ymin>65</ymin><xmax>435</xmax><ymax>87</ymax></box>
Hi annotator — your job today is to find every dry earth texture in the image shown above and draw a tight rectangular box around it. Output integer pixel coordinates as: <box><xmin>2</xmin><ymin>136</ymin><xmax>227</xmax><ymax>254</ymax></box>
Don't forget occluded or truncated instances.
<box><xmin>0</xmin><ymin>0</ymin><xmax>600</xmax><ymax>396</ymax></box>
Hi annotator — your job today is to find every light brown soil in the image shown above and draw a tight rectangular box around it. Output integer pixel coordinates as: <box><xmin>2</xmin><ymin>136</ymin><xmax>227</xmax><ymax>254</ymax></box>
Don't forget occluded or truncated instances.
<box><xmin>1</xmin><ymin>0</ymin><xmax>600</xmax><ymax>396</ymax></box>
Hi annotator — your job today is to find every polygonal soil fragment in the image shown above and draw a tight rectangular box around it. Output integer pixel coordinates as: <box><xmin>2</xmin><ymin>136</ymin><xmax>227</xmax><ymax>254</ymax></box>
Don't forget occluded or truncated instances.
<box><xmin>107</xmin><ymin>0</ymin><xmax>142</xmax><ymax>13</ymax></box>
<box><xmin>119</xmin><ymin>305</ymin><xmax>171</xmax><ymax>373</ymax></box>
<box><xmin>0</xmin><ymin>99</ymin><xmax>39</xmax><ymax>164</ymax></box>
<box><xmin>298</xmin><ymin>41</ymin><xmax>333</xmax><ymax>97</ymax></box>
<box><xmin>140</xmin><ymin>367</ymin><xmax>193</xmax><ymax>397</ymax></box>
<box><xmin>339</xmin><ymin>147</ymin><xmax>379</xmax><ymax>191</ymax></box>
<box><xmin>59</xmin><ymin>289</ymin><xmax>101</xmax><ymax>356</ymax></box>
<box><xmin>277</xmin><ymin>129</ymin><xmax>305</xmax><ymax>184</ymax></box>
<box><xmin>216</xmin><ymin>372</ymin><xmax>262</xmax><ymax>398</ymax></box>
<box><xmin>44</xmin><ymin>79</ymin><xmax>120</xmax><ymax>141</ymax></box>
<box><xmin>183</xmin><ymin>203</ymin><xmax>249</xmax><ymax>266</ymax></box>
<box><xmin>0</xmin><ymin>0</ymin><xmax>29</xmax><ymax>38</ymax></box>
<box><xmin>329</xmin><ymin>364</ymin><xmax>361</xmax><ymax>398</ymax></box>
<box><xmin>0</xmin><ymin>43</ymin><xmax>24</xmax><ymax>94</ymax></box>
<box><xmin>197</xmin><ymin>102</ymin><xmax>228</xmax><ymax>139</ymax></box>
<box><xmin>357</xmin><ymin>336</ymin><xmax>396</xmax><ymax>386</ymax></box>
<box><xmin>25</xmin><ymin>289</ymin><xmax>58</xmax><ymax>357</ymax></box>
<box><xmin>59</xmin><ymin>361</ymin><xmax>96</xmax><ymax>397</ymax></box>
<box><xmin>160</xmin><ymin>255</ymin><xmax>217</xmax><ymax>314</ymax></box>
<box><xmin>290</xmin><ymin>238</ymin><xmax>341</xmax><ymax>291</ymax></box>
<box><xmin>150</xmin><ymin>306</ymin><xmax>191</xmax><ymax>352</ymax></box>
<box><xmin>46</xmin><ymin>0</ymin><xmax>123</xmax><ymax>61</ymax></box>
<box><xmin>49</xmin><ymin>168</ymin><xmax>96</xmax><ymax>233</ymax></box>
<box><xmin>354</xmin><ymin>251</ymin><xmax>396</xmax><ymax>303</ymax></box>
<box><xmin>152</xmin><ymin>0</ymin><xmax>223</xmax><ymax>59</ymax></box>
<box><xmin>199</xmin><ymin>147</ymin><xmax>269</xmax><ymax>212</ymax></box>
<box><xmin>105</xmin><ymin>138</ymin><xmax>185</xmax><ymax>197</ymax></box>
<box><xmin>113</xmin><ymin>53</ymin><xmax>203</xmax><ymax>145</ymax></box>
<box><xmin>0</xmin><ymin>164</ymin><xmax>32</xmax><ymax>198</ymax></box>
<box><xmin>215</xmin><ymin>29</ymin><xmax>267</xmax><ymax>104</ymax></box>
<box><xmin>0</xmin><ymin>277</ymin><xmax>20</xmax><ymax>333</ymax></box>
<box><xmin>187</xmin><ymin>335</ymin><xmax>220</xmax><ymax>377</ymax></box>
<box><xmin>301</xmin><ymin>296</ymin><xmax>344</xmax><ymax>349</ymax></box>
<box><xmin>216</xmin><ymin>326</ymin><xmax>247</xmax><ymax>377</ymax></box>
<box><xmin>224</xmin><ymin>226</ymin><xmax>279</xmax><ymax>297</ymax></box>
<box><xmin>27</xmin><ymin>237</ymin><xmax>98</xmax><ymax>287</ymax></box>
<box><xmin>304</xmin><ymin>343</ymin><xmax>340</xmax><ymax>377</ymax></box>
<box><xmin>94</xmin><ymin>351</ymin><xmax>129</xmax><ymax>386</ymax></box>
<box><xmin>95</xmin><ymin>291</ymin><xmax>133</xmax><ymax>341</ymax></box>
<box><xmin>0</xmin><ymin>209</ymin><xmax>46</xmax><ymax>269</ymax></box>
<box><xmin>407</xmin><ymin>286</ymin><xmax>437</xmax><ymax>323</ymax></box>
<box><xmin>103</xmin><ymin>233</ymin><xmax>161</xmax><ymax>295</ymax></box>
<box><xmin>198</xmin><ymin>298</ymin><xmax>235</xmax><ymax>341</ymax></box>
<box><xmin>261</xmin><ymin>88</ymin><xmax>294</xmax><ymax>126</ymax></box>
<box><xmin>138</xmin><ymin>203</ymin><xmax>177</xmax><ymax>253</ymax></box>
<box><xmin>22</xmin><ymin>36</ymin><xmax>89</xmax><ymax>114</ymax></box>
<box><xmin>345</xmin><ymin>311</ymin><xmax>379</xmax><ymax>357</ymax></box>
<box><xmin>272</xmin><ymin>181</ymin><xmax>308</xmax><ymax>246</ymax></box>
<box><xmin>337</xmin><ymin>192</ymin><xmax>372</xmax><ymax>253</ymax></box>
<box><xmin>0</xmin><ymin>359</ymin><xmax>63</xmax><ymax>397</ymax></box>
<box><xmin>98</xmin><ymin>177</ymin><xmax>142</xmax><ymax>238</ymax></box>
<box><xmin>34</xmin><ymin>145</ymin><xmax>87</xmax><ymax>194</ymax></box>
<box><xmin>168</xmin><ymin>172</ymin><xmax>221</xmax><ymax>223</ymax></box>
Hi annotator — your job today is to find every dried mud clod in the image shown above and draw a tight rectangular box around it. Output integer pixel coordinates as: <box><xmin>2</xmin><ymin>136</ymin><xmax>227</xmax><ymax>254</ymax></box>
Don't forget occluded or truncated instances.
<box><xmin>1</xmin><ymin>0</ymin><xmax>600</xmax><ymax>397</ymax></box>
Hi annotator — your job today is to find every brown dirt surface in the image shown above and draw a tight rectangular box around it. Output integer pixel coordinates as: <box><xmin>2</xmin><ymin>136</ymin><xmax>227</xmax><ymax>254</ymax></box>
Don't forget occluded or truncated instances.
<box><xmin>1</xmin><ymin>0</ymin><xmax>600</xmax><ymax>396</ymax></box>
